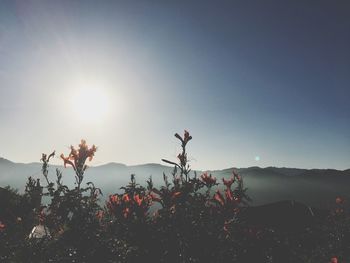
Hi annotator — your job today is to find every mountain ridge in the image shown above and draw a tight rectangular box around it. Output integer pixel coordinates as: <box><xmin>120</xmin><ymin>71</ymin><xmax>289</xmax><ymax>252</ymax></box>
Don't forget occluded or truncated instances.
<box><xmin>1</xmin><ymin>156</ymin><xmax>350</xmax><ymax>208</ymax></box>
<box><xmin>1</xmin><ymin>156</ymin><xmax>349</xmax><ymax>172</ymax></box>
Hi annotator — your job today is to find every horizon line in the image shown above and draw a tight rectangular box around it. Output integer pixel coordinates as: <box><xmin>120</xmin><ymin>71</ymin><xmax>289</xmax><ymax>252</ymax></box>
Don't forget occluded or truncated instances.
<box><xmin>1</xmin><ymin>156</ymin><xmax>349</xmax><ymax>172</ymax></box>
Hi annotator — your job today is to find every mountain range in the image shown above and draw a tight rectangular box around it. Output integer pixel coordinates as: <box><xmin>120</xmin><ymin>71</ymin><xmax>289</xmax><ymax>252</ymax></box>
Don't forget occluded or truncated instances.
<box><xmin>1</xmin><ymin>157</ymin><xmax>349</xmax><ymax>208</ymax></box>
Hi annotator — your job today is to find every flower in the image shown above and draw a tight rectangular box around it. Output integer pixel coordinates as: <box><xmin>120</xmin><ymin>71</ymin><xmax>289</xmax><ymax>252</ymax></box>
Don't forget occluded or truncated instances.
<box><xmin>336</xmin><ymin>197</ymin><xmax>344</xmax><ymax>204</ymax></box>
<box><xmin>109</xmin><ymin>194</ymin><xmax>119</xmax><ymax>204</ymax></box>
<box><xmin>225</xmin><ymin>188</ymin><xmax>234</xmax><ymax>202</ymax></box>
<box><xmin>77</xmin><ymin>140</ymin><xmax>97</xmax><ymax>161</ymax></box>
<box><xmin>60</xmin><ymin>154</ymin><xmax>75</xmax><ymax>169</ymax></box>
<box><xmin>172</xmin><ymin>191</ymin><xmax>181</xmax><ymax>199</ymax></box>
<box><xmin>222</xmin><ymin>176</ymin><xmax>235</xmax><ymax>189</ymax></box>
<box><xmin>177</xmin><ymin>153</ymin><xmax>187</xmax><ymax>167</ymax></box>
<box><xmin>107</xmin><ymin>195</ymin><xmax>120</xmax><ymax>212</ymax></box>
<box><xmin>330</xmin><ymin>257</ymin><xmax>338</xmax><ymax>263</ymax></box>
<box><xmin>213</xmin><ymin>190</ymin><xmax>225</xmax><ymax>206</ymax></box>
<box><xmin>0</xmin><ymin>221</ymin><xmax>5</xmax><ymax>231</ymax></box>
<box><xmin>122</xmin><ymin>194</ymin><xmax>130</xmax><ymax>202</ymax></box>
<box><xmin>183</xmin><ymin>130</ymin><xmax>192</xmax><ymax>143</ymax></box>
<box><xmin>60</xmin><ymin>140</ymin><xmax>97</xmax><ymax>175</ymax></box>
<box><xmin>134</xmin><ymin>194</ymin><xmax>143</xmax><ymax>206</ymax></box>
<box><xmin>96</xmin><ymin>211</ymin><xmax>104</xmax><ymax>220</ymax></box>
<box><xmin>201</xmin><ymin>172</ymin><xmax>217</xmax><ymax>186</ymax></box>
<box><xmin>174</xmin><ymin>130</ymin><xmax>192</xmax><ymax>145</ymax></box>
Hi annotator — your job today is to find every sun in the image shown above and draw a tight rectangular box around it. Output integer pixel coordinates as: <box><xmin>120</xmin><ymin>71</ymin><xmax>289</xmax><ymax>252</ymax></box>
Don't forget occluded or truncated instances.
<box><xmin>71</xmin><ymin>87</ymin><xmax>110</xmax><ymax>123</ymax></box>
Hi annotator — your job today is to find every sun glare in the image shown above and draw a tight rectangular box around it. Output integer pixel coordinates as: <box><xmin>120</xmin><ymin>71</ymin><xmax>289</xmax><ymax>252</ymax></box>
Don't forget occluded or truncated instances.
<box><xmin>71</xmin><ymin>87</ymin><xmax>110</xmax><ymax>123</ymax></box>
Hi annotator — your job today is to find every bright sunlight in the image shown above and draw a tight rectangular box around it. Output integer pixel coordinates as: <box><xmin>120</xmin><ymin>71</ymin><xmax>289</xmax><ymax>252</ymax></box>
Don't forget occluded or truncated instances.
<box><xmin>71</xmin><ymin>87</ymin><xmax>110</xmax><ymax>123</ymax></box>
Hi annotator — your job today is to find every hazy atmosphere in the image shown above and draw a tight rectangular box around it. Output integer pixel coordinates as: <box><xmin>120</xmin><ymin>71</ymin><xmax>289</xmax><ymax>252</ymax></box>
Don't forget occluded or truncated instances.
<box><xmin>1</xmin><ymin>0</ymin><xmax>349</xmax><ymax>170</ymax></box>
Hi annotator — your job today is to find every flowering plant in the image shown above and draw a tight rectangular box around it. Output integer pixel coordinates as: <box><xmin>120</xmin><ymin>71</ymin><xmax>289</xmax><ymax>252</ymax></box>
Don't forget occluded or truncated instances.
<box><xmin>0</xmin><ymin>131</ymin><xmax>349</xmax><ymax>262</ymax></box>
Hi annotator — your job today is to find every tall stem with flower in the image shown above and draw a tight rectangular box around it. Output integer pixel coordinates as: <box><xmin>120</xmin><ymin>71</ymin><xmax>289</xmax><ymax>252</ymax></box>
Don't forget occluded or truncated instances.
<box><xmin>60</xmin><ymin>140</ymin><xmax>97</xmax><ymax>190</ymax></box>
<box><xmin>162</xmin><ymin>130</ymin><xmax>192</xmax><ymax>182</ymax></box>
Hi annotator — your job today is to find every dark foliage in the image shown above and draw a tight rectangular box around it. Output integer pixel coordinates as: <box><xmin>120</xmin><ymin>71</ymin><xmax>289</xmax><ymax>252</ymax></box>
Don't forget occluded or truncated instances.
<box><xmin>0</xmin><ymin>131</ymin><xmax>349</xmax><ymax>262</ymax></box>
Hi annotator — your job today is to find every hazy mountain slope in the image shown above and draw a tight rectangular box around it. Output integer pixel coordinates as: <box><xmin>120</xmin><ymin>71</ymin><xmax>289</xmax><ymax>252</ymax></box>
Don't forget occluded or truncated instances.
<box><xmin>211</xmin><ymin>167</ymin><xmax>350</xmax><ymax>207</ymax></box>
<box><xmin>0</xmin><ymin>157</ymin><xmax>349</xmax><ymax>207</ymax></box>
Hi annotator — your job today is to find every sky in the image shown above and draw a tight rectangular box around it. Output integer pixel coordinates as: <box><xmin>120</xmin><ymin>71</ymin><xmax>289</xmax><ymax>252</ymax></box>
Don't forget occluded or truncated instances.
<box><xmin>0</xmin><ymin>0</ymin><xmax>349</xmax><ymax>170</ymax></box>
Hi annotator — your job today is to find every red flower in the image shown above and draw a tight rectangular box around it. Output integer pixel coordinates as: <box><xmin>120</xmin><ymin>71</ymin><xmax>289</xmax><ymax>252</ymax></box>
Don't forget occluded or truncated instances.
<box><xmin>330</xmin><ymin>257</ymin><xmax>338</xmax><ymax>263</ymax></box>
<box><xmin>111</xmin><ymin>194</ymin><xmax>120</xmax><ymax>204</ymax></box>
<box><xmin>200</xmin><ymin>172</ymin><xmax>217</xmax><ymax>186</ymax></box>
<box><xmin>96</xmin><ymin>211</ymin><xmax>104</xmax><ymax>220</ymax></box>
<box><xmin>183</xmin><ymin>130</ymin><xmax>192</xmax><ymax>143</ymax></box>
<box><xmin>214</xmin><ymin>190</ymin><xmax>225</xmax><ymax>206</ymax></box>
<box><xmin>134</xmin><ymin>194</ymin><xmax>143</xmax><ymax>206</ymax></box>
<box><xmin>222</xmin><ymin>176</ymin><xmax>235</xmax><ymax>189</ymax></box>
<box><xmin>172</xmin><ymin>191</ymin><xmax>181</xmax><ymax>199</ymax></box>
<box><xmin>175</xmin><ymin>130</ymin><xmax>192</xmax><ymax>144</ymax></box>
<box><xmin>177</xmin><ymin>153</ymin><xmax>187</xmax><ymax>166</ymax></box>
<box><xmin>336</xmin><ymin>197</ymin><xmax>344</xmax><ymax>204</ymax></box>
<box><xmin>122</xmin><ymin>194</ymin><xmax>130</xmax><ymax>202</ymax></box>
<box><xmin>225</xmin><ymin>188</ymin><xmax>234</xmax><ymax>202</ymax></box>
<box><xmin>61</xmin><ymin>140</ymin><xmax>97</xmax><ymax>172</ymax></box>
<box><xmin>60</xmin><ymin>154</ymin><xmax>75</xmax><ymax>169</ymax></box>
<box><xmin>0</xmin><ymin>221</ymin><xmax>5</xmax><ymax>231</ymax></box>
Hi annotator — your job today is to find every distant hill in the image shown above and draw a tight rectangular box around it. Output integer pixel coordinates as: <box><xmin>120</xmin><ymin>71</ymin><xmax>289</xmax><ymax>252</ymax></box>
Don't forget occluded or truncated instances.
<box><xmin>0</xmin><ymin>157</ymin><xmax>349</xmax><ymax>208</ymax></box>
<box><xmin>0</xmin><ymin>157</ymin><xmax>15</xmax><ymax>165</ymax></box>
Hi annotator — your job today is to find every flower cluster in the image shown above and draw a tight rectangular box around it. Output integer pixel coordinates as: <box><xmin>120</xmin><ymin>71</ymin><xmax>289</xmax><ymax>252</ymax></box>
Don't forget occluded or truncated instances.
<box><xmin>107</xmin><ymin>192</ymin><xmax>153</xmax><ymax>219</ymax></box>
<box><xmin>60</xmin><ymin>140</ymin><xmax>97</xmax><ymax>188</ymax></box>
<box><xmin>213</xmin><ymin>171</ymin><xmax>244</xmax><ymax>210</ymax></box>
<box><xmin>175</xmin><ymin>130</ymin><xmax>192</xmax><ymax>147</ymax></box>
<box><xmin>200</xmin><ymin>172</ymin><xmax>217</xmax><ymax>187</ymax></box>
<box><xmin>175</xmin><ymin>130</ymin><xmax>191</xmax><ymax>168</ymax></box>
<box><xmin>60</xmin><ymin>140</ymin><xmax>97</xmax><ymax>170</ymax></box>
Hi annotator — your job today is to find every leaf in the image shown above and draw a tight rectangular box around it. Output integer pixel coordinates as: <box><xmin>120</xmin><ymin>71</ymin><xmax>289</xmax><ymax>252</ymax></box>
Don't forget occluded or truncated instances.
<box><xmin>174</xmin><ymin>133</ymin><xmax>183</xmax><ymax>142</ymax></box>
<box><xmin>48</xmin><ymin>151</ymin><xmax>55</xmax><ymax>161</ymax></box>
<box><xmin>161</xmin><ymin>159</ymin><xmax>178</xmax><ymax>166</ymax></box>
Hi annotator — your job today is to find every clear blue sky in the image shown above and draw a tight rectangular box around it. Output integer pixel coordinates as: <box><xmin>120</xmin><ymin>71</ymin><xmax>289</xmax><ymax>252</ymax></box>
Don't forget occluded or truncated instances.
<box><xmin>0</xmin><ymin>0</ymin><xmax>349</xmax><ymax>170</ymax></box>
